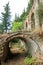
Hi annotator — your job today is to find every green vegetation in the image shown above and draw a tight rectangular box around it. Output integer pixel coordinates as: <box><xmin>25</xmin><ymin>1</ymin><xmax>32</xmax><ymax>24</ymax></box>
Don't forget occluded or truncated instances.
<box><xmin>10</xmin><ymin>43</ymin><xmax>24</xmax><ymax>50</ymax></box>
<box><xmin>20</xmin><ymin>9</ymin><xmax>27</xmax><ymax>21</ymax></box>
<box><xmin>14</xmin><ymin>0</ymin><xmax>34</xmax><ymax>22</ymax></box>
<box><xmin>12</xmin><ymin>0</ymin><xmax>34</xmax><ymax>31</ymax></box>
<box><xmin>24</xmin><ymin>57</ymin><xmax>36</xmax><ymax>65</ymax></box>
<box><xmin>0</xmin><ymin>23</ymin><xmax>3</xmax><ymax>33</ymax></box>
<box><xmin>12</xmin><ymin>22</ymin><xmax>23</xmax><ymax>31</ymax></box>
<box><xmin>1</xmin><ymin>2</ymin><xmax>11</xmax><ymax>32</ymax></box>
<box><xmin>10</xmin><ymin>43</ymin><xmax>21</xmax><ymax>49</ymax></box>
<box><xmin>20</xmin><ymin>57</ymin><xmax>36</xmax><ymax>65</ymax></box>
<box><xmin>0</xmin><ymin>0</ymin><xmax>34</xmax><ymax>33</ymax></box>
<box><xmin>14</xmin><ymin>13</ymin><xmax>20</xmax><ymax>22</ymax></box>
<box><xmin>26</xmin><ymin>0</ymin><xmax>33</xmax><ymax>15</ymax></box>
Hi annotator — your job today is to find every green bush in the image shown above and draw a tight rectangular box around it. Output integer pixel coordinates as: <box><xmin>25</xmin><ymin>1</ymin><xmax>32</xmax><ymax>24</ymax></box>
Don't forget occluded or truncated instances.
<box><xmin>12</xmin><ymin>21</ymin><xmax>23</xmax><ymax>31</ymax></box>
<box><xmin>24</xmin><ymin>57</ymin><xmax>36</xmax><ymax>65</ymax></box>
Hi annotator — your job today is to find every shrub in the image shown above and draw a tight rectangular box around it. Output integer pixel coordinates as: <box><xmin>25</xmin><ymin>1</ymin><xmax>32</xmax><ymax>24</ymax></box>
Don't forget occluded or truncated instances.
<box><xmin>24</xmin><ymin>57</ymin><xmax>36</xmax><ymax>65</ymax></box>
<box><xmin>12</xmin><ymin>22</ymin><xmax>23</xmax><ymax>31</ymax></box>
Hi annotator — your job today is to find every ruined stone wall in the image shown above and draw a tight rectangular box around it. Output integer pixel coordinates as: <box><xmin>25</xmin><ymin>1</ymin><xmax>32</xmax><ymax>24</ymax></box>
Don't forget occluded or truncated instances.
<box><xmin>24</xmin><ymin>0</ymin><xmax>43</xmax><ymax>31</ymax></box>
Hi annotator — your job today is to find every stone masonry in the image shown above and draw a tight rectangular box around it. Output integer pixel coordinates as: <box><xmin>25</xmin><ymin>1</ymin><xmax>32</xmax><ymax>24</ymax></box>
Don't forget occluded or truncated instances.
<box><xmin>24</xmin><ymin>0</ymin><xmax>43</xmax><ymax>31</ymax></box>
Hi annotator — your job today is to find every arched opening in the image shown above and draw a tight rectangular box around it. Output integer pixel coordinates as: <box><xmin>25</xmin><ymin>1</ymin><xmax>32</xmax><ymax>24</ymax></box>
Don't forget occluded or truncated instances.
<box><xmin>31</xmin><ymin>13</ymin><xmax>35</xmax><ymax>31</ymax></box>
<box><xmin>26</xmin><ymin>22</ymin><xmax>28</xmax><ymax>29</ymax></box>
<box><xmin>5</xmin><ymin>36</ymin><xmax>30</xmax><ymax>60</ymax></box>
<box><xmin>9</xmin><ymin>38</ymin><xmax>27</xmax><ymax>54</ymax></box>
<box><xmin>0</xmin><ymin>35</ymin><xmax>41</xmax><ymax>61</ymax></box>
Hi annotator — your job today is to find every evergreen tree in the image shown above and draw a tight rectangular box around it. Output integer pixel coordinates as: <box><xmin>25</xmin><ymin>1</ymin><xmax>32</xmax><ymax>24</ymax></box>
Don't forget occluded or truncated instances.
<box><xmin>26</xmin><ymin>0</ymin><xmax>33</xmax><ymax>14</ymax></box>
<box><xmin>12</xmin><ymin>0</ymin><xmax>34</xmax><ymax>31</ymax></box>
<box><xmin>1</xmin><ymin>2</ymin><xmax>11</xmax><ymax>32</ymax></box>
<box><xmin>15</xmin><ymin>13</ymin><xmax>20</xmax><ymax>22</ymax></box>
<box><xmin>20</xmin><ymin>8</ymin><xmax>26</xmax><ymax>21</ymax></box>
<box><xmin>14</xmin><ymin>0</ymin><xmax>34</xmax><ymax>22</ymax></box>
<box><xmin>0</xmin><ymin>23</ymin><xmax>3</xmax><ymax>33</ymax></box>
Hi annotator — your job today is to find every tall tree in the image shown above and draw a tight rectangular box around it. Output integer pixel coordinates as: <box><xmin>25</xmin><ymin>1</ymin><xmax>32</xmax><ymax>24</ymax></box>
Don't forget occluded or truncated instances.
<box><xmin>1</xmin><ymin>2</ymin><xmax>11</xmax><ymax>32</ymax></box>
<box><xmin>20</xmin><ymin>8</ymin><xmax>26</xmax><ymax>21</ymax></box>
<box><xmin>15</xmin><ymin>13</ymin><xmax>20</xmax><ymax>22</ymax></box>
<box><xmin>0</xmin><ymin>23</ymin><xmax>3</xmax><ymax>33</ymax></box>
<box><xmin>26</xmin><ymin>0</ymin><xmax>33</xmax><ymax>14</ymax></box>
<box><xmin>14</xmin><ymin>0</ymin><xmax>34</xmax><ymax>22</ymax></box>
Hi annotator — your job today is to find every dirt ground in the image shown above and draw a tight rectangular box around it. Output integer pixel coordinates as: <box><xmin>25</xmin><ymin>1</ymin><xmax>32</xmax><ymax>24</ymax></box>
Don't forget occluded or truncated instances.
<box><xmin>1</xmin><ymin>54</ymin><xmax>25</xmax><ymax>65</ymax></box>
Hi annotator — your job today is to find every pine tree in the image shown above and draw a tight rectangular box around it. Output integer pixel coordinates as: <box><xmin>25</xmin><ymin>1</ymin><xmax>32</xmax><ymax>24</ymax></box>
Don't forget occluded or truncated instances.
<box><xmin>0</xmin><ymin>23</ymin><xmax>3</xmax><ymax>33</ymax></box>
<box><xmin>26</xmin><ymin>0</ymin><xmax>33</xmax><ymax>14</ymax></box>
<box><xmin>15</xmin><ymin>13</ymin><xmax>20</xmax><ymax>22</ymax></box>
<box><xmin>1</xmin><ymin>2</ymin><xmax>11</xmax><ymax>32</ymax></box>
<box><xmin>20</xmin><ymin>8</ymin><xmax>26</xmax><ymax>21</ymax></box>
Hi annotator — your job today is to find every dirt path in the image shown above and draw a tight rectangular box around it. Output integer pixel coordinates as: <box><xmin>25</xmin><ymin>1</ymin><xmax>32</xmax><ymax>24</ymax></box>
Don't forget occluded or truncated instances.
<box><xmin>1</xmin><ymin>53</ymin><xmax>43</xmax><ymax>65</ymax></box>
<box><xmin>2</xmin><ymin>54</ymin><xmax>25</xmax><ymax>65</ymax></box>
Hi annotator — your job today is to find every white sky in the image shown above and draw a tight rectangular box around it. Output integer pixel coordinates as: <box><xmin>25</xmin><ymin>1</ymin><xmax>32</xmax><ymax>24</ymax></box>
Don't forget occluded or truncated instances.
<box><xmin>0</xmin><ymin>0</ymin><xmax>29</xmax><ymax>22</ymax></box>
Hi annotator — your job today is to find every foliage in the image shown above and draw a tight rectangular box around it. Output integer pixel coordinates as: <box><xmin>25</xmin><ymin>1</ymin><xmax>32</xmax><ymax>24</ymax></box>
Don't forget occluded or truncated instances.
<box><xmin>14</xmin><ymin>9</ymin><xmax>26</xmax><ymax>22</ymax></box>
<box><xmin>12</xmin><ymin>0</ymin><xmax>34</xmax><ymax>32</ymax></box>
<box><xmin>14</xmin><ymin>0</ymin><xmax>34</xmax><ymax>22</ymax></box>
<box><xmin>26</xmin><ymin>0</ymin><xmax>33</xmax><ymax>15</ymax></box>
<box><xmin>11</xmin><ymin>38</ymin><xmax>19</xmax><ymax>42</ymax></box>
<box><xmin>15</xmin><ymin>13</ymin><xmax>20</xmax><ymax>22</ymax></box>
<box><xmin>25</xmin><ymin>52</ymin><xmax>32</xmax><ymax>58</ymax></box>
<box><xmin>24</xmin><ymin>57</ymin><xmax>36</xmax><ymax>65</ymax></box>
<box><xmin>12</xmin><ymin>22</ymin><xmax>23</xmax><ymax>31</ymax></box>
<box><xmin>1</xmin><ymin>2</ymin><xmax>11</xmax><ymax>32</ymax></box>
<box><xmin>20</xmin><ymin>0</ymin><xmax>34</xmax><ymax>21</ymax></box>
<box><xmin>0</xmin><ymin>23</ymin><xmax>3</xmax><ymax>33</ymax></box>
<box><xmin>20</xmin><ymin>9</ymin><xmax>27</xmax><ymax>21</ymax></box>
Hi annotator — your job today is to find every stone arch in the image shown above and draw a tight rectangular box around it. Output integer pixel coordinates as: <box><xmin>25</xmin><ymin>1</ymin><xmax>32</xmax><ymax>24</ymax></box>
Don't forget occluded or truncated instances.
<box><xmin>31</xmin><ymin>13</ymin><xmax>35</xmax><ymax>31</ymax></box>
<box><xmin>1</xmin><ymin>34</ymin><xmax>30</xmax><ymax>61</ymax></box>
<box><xmin>8</xmin><ymin>36</ymin><xmax>40</xmax><ymax>57</ymax></box>
<box><xmin>6</xmin><ymin>36</ymin><xmax>29</xmax><ymax>54</ymax></box>
<box><xmin>0</xmin><ymin>33</ymin><xmax>40</xmax><ymax>61</ymax></box>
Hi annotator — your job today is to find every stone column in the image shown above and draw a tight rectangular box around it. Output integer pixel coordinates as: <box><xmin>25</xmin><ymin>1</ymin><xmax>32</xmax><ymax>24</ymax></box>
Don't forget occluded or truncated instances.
<box><xmin>34</xmin><ymin>12</ymin><xmax>40</xmax><ymax>30</ymax></box>
<box><xmin>24</xmin><ymin>18</ymin><xmax>28</xmax><ymax>31</ymax></box>
<box><xmin>34</xmin><ymin>2</ymin><xmax>40</xmax><ymax>30</ymax></box>
<box><xmin>24</xmin><ymin>17</ymin><xmax>31</xmax><ymax>31</ymax></box>
<box><xmin>34</xmin><ymin>10</ymin><xmax>40</xmax><ymax>29</ymax></box>
<box><xmin>28</xmin><ymin>20</ymin><xmax>31</xmax><ymax>31</ymax></box>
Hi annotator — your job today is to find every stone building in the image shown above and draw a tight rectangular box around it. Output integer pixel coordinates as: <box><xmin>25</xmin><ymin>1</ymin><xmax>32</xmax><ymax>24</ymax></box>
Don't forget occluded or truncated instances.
<box><xmin>24</xmin><ymin>0</ymin><xmax>43</xmax><ymax>31</ymax></box>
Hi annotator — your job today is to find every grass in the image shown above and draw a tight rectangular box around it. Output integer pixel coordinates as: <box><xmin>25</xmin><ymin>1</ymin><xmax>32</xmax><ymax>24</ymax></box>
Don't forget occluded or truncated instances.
<box><xmin>19</xmin><ymin>57</ymin><xmax>37</xmax><ymax>65</ymax></box>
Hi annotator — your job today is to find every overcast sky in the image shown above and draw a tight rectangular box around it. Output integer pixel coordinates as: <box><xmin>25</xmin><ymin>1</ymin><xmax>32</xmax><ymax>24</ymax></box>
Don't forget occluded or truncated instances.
<box><xmin>0</xmin><ymin>0</ymin><xmax>29</xmax><ymax>22</ymax></box>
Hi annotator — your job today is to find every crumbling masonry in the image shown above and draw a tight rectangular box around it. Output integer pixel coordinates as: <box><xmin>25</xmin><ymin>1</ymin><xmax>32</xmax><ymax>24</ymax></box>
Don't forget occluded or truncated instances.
<box><xmin>24</xmin><ymin>0</ymin><xmax>43</xmax><ymax>31</ymax></box>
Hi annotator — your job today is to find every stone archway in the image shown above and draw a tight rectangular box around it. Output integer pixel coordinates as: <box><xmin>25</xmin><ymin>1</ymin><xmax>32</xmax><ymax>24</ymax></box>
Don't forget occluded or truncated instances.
<box><xmin>5</xmin><ymin>38</ymin><xmax>27</xmax><ymax>60</ymax></box>
<box><xmin>31</xmin><ymin>13</ymin><xmax>35</xmax><ymax>31</ymax></box>
<box><xmin>1</xmin><ymin>36</ymin><xmax>30</xmax><ymax>61</ymax></box>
